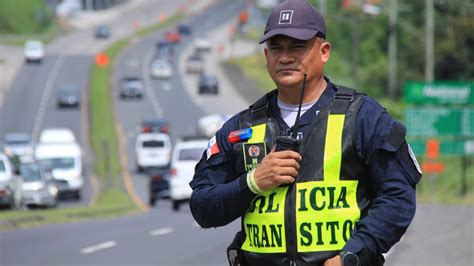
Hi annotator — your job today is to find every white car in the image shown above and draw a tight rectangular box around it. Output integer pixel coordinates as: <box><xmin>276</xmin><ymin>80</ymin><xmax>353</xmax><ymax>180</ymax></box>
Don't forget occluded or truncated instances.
<box><xmin>24</xmin><ymin>40</ymin><xmax>45</xmax><ymax>63</ymax></box>
<box><xmin>150</xmin><ymin>59</ymin><xmax>173</xmax><ymax>79</ymax></box>
<box><xmin>35</xmin><ymin>143</ymin><xmax>83</xmax><ymax>199</ymax></box>
<box><xmin>35</xmin><ymin>128</ymin><xmax>83</xmax><ymax>199</ymax></box>
<box><xmin>38</xmin><ymin>128</ymin><xmax>76</xmax><ymax>144</ymax></box>
<box><xmin>135</xmin><ymin>133</ymin><xmax>172</xmax><ymax>172</ymax></box>
<box><xmin>193</xmin><ymin>36</ymin><xmax>212</xmax><ymax>51</ymax></box>
<box><xmin>169</xmin><ymin>137</ymin><xmax>207</xmax><ymax>211</ymax></box>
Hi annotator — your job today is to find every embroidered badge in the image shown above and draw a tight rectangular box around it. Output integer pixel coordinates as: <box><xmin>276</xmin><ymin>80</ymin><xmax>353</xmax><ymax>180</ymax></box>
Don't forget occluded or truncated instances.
<box><xmin>206</xmin><ymin>136</ymin><xmax>220</xmax><ymax>160</ymax></box>
<box><xmin>243</xmin><ymin>142</ymin><xmax>266</xmax><ymax>171</ymax></box>
<box><xmin>408</xmin><ymin>144</ymin><xmax>422</xmax><ymax>174</ymax></box>
<box><xmin>279</xmin><ymin>10</ymin><xmax>293</xmax><ymax>24</ymax></box>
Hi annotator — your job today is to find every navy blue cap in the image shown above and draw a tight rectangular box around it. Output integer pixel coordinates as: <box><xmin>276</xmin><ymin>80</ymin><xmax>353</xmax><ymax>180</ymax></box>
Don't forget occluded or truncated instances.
<box><xmin>259</xmin><ymin>0</ymin><xmax>326</xmax><ymax>44</ymax></box>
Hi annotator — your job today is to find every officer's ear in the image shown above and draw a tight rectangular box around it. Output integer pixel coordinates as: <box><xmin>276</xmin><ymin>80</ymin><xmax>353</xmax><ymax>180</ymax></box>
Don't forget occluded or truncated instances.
<box><xmin>319</xmin><ymin>39</ymin><xmax>331</xmax><ymax>63</ymax></box>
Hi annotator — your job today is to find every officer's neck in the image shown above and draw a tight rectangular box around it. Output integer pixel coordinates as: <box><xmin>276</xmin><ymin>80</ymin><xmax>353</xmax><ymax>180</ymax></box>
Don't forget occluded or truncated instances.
<box><xmin>277</xmin><ymin>77</ymin><xmax>327</xmax><ymax>105</ymax></box>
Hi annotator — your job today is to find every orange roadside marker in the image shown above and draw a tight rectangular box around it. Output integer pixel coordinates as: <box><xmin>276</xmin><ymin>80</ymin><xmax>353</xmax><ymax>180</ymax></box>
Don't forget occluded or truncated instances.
<box><xmin>422</xmin><ymin>161</ymin><xmax>445</xmax><ymax>173</ymax></box>
<box><xmin>95</xmin><ymin>53</ymin><xmax>110</xmax><ymax>67</ymax></box>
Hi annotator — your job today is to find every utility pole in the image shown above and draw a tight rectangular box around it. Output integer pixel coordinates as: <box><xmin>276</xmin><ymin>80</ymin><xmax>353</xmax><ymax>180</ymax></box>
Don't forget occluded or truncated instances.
<box><xmin>388</xmin><ymin>0</ymin><xmax>398</xmax><ymax>98</ymax></box>
<box><xmin>425</xmin><ymin>0</ymin><xmax>434</xmax><ymax>81</ymax></box>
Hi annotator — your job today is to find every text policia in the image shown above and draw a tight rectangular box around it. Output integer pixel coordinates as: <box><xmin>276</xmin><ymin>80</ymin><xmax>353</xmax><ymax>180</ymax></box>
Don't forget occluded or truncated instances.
<box><xmin>242</xmin><ymin>181</ymin><xmax>360</xmax><ymax>252</ymax></box>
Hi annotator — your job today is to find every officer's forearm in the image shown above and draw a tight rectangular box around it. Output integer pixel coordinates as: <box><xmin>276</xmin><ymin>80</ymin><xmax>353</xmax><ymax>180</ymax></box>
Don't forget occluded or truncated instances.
<box><xmin>190</xmin><ymin>175</ymin><xmax>255</xmax><ymax>228</ymax></box>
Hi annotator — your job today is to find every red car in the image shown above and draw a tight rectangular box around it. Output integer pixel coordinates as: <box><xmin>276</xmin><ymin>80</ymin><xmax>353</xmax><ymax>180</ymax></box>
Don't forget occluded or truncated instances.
<box><xmin>164</xmin><ymin>31</ymin><xmax>180</xmax><ymax>44</ymax></box>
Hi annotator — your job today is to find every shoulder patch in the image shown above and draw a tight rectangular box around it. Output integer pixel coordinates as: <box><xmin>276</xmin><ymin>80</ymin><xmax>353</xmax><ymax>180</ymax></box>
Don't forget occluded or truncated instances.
<box><xmin>206</xmin><ymin>136</ymin><xmax>220</xmax><ymax>160</ymax></box>
<box><xmin>408</xmin><ymin>144</ymin><xmax>422</xmax><ymax>175</ymax></box>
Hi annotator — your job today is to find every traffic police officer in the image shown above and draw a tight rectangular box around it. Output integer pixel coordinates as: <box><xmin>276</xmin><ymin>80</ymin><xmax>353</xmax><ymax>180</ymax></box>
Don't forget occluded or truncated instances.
<box><xmin>190</xmin><ymin>0</ymin><xmax>422</xmax><ymax>265</ymax></box>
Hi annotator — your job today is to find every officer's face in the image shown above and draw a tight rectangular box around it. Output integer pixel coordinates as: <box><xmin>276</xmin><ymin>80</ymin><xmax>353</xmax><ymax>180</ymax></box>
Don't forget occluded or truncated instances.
<box><xmin>264</xmin><ymin>35</ymin><xmax>330</xmax><ymax>92</ymax></box>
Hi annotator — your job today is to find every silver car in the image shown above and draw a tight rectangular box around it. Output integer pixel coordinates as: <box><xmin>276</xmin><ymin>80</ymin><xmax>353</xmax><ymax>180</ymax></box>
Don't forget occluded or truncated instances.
<box><xmin>20</xmin><ymin>162</ymin><xmax>58</xmax><ymax>208</ymax></box>
<box><xmin>0</xmin><ymin>152</ymin><xmax>23</xmax><ymax>209</ymax></box>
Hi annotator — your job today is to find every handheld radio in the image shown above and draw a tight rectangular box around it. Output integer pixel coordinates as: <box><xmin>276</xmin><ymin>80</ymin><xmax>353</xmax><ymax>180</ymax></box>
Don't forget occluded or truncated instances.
<box><xmin>275</xmin><ymin>74</ymin><xmax>307</xmax><ymax>152</ymax></box>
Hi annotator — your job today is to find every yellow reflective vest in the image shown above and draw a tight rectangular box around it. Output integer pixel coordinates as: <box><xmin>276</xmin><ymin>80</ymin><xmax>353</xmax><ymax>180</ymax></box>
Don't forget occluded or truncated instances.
<box><xmin>234</xmin><ymin>87</ymin><xmax>367</xmax><ymax>265</ymax></box>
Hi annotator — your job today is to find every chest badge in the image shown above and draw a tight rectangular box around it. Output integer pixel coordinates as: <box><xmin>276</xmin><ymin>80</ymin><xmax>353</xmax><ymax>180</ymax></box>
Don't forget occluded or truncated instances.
<box><xmin>243</xmin><ymin>142</ymin><xmax>266</xmax><ymax>171</ymax></box>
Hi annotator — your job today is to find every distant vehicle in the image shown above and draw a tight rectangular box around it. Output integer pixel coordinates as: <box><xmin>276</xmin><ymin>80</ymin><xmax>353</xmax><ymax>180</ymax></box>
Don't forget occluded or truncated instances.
<box><xmin>197</xmin><ymin>114</ymin><xmax>232</xmax><ymax>138</ymax></box>
<box><xmin>120</xmin><ymin>77</ymin><xmax>144</xmax><ymax>99</ymax></box>
<box><xmin>20</xmin><ymin>162</ymin><xmax>58</xmax><ymax>208</ymax></box>
<box><xmin>94</xmin><ymin>25</ymin><xmax>111</xmax><ymax>39</ymax></box>
<box><xmin>135</xmin><ymin>133</ymin><xmax>172</xmax><ymax>172</ymax></box>
<box><xmin>164</xmin><ymin>31</ymin><xmax>180</xmax><ymax>44</ymax></box>
<box><xmin>56</xmin><ymin>84</ymin><xmax>81</xmax><ymax>108</ymax></box>
<box><xmin>148</xmin><ymin>169</ymin><xmax>170</xmax><ymax>206</ymax></box>
<box><xmin>186</xmin><ymin>53</ymin><xmax>204</xmax><ymax>74</ymax></box>
<box><xmin>0</xmin><ymin>152</ymin><xmax>23</xmax><ymax>209</ymax></box>
<box><xmin>169</xmin><ymin>137</ymin><xmax>207</xmax><ymax>211</ymax></box>
<box><xmin>36</xmin><ymin>128</ymin><xmax>83</xmax><ymax>199</ymax></box>
<box><xmin>198</xmin><ymin>74</ymin><xmax>218</xmax><ymax>94</ymax></box>
<box><xmin>140</xmin><ymin>118</ymin><xmax>170</xmax><ymax>134</ymax></box>
<box><xmin>3</xmin><ymin>133</ymin><xmax>34</xmax><ymax>160</ymax></box>
<box><xmin>24</xmin><ymin>40</ymin><xmax>45</xmax><ymax>63</ymax></box>
<box><xmin>39</xmin><ymin>128</ymin><xmax>76</xmax><ymax>144</ymax></box>
<box><xmin>155</xmin><ymin>41</ymin><xmax>174</xmax><ymax>62</ymax></box>
<box><xmin>193</xmin><ymin>36</ymin><xmax>211</xmax><ymax>51</ymax></box>
<box><xmin>150</xmin><ymin>59</ymin><xmax>173</xmax><ymax>79</ymax></box>
<box><xmin>177</xmin><ymin>24</ymin><xmax>191</xmax><ymax>35</ymax></box>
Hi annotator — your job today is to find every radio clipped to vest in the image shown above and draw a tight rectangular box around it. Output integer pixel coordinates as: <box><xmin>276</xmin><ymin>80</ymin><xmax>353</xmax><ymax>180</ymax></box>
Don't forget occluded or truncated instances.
<box><xmin>275</xmin><ymin>74</ymin><xmax>307</xmax><ymax>152</ymax></box>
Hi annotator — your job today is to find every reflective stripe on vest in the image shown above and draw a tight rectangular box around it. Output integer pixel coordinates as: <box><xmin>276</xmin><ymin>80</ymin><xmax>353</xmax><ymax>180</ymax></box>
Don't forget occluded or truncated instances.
<box><xmin>242</xmin><ymin>114</ymin><xmax>360</xmax><ymax>254</ymax></box>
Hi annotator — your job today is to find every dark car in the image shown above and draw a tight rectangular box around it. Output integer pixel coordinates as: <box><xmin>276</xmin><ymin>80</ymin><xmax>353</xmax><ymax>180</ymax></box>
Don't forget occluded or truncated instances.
<box><xmin>94</xmin><ymin>25</ymin><xmax>111</xmax><ymax>39</ymax></box>
<box><xmin>148</xmin><ymin>169</ymin><xmax>170</xmax><ymax>206</ymax></box>
<box><xmin>56</xmin><ymin>85</ymin><xmax>80</xmax><ymax>108</ymax></box>
<box><xmin>120</xmin><ymin>77</ymin><xmax>144</xmax><ymax>99</ymax></box>
<box><xmin>155</xmin><ymin>41</ymin><xmax>174</xmax><ymax>62</ymax></box>
<box><xmin>198</xmin><ymin>74</ymin><xmax>218</xmax><ymax>94</ymax></box>
<box><xmin>140</xmin><ymin>118</ymin><xmax>170</xmax><ymax>134</ymax></box>
<box><xmin>177</xmin><ymin>24</ymin><xmax>191</xmax><ymax>35</ymax></box>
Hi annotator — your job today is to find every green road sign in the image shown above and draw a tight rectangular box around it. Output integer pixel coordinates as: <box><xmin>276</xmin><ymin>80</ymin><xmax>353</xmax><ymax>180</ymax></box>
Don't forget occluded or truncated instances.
<box><xmin>405</xmin><ymin>108</ymin><xmax>474</xmax><ymax>137</ymax></box>
<box><xmin>409</xmin><ymin>140</ymin><xmax>474</xmax><ymax>155</ymax></box>
<box><xmin>404</xmin><ymin>81</ymin><xmax>474</xmax><ymax>105</ymax></box>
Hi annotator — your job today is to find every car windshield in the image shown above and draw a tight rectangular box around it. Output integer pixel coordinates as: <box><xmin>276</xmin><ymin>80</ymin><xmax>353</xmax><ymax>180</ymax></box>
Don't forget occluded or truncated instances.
<box><xmin>5</xmin><ymin>140</ymin><xmax>29</xmax><ymax>145</ymax></box>
<box><xmin>20</xmin><ymin>164</ymin><xmax>42</xmax><ymax>182</ymax></box>
<box><xmin>26</xmin><ymin>42</ymin><xmax>42</xmax><ymax>49</ymax></box>
<box><xmin>142</xmin><ymin>140</ymin><xmax>165</xmax><ymax>148</ymax></box>
<box><xmin>0</xmin><ymin>161</ymin><xmax>5</xmax><ymax>172</ymax></box>
<box><xmin>178</xmin><ymin>148</ymin><xmax>204</xmax><ymax>161</ymax></box>
<box><xmin>39</xmin><ymin>158</ymin><xmax>75</xmax><ymax>169</ymax></box>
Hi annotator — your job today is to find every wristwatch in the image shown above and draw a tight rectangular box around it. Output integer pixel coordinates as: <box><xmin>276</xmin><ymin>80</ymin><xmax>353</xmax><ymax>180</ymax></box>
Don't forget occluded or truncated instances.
<box><xmin>339</xmin><ymin>251</ymin><xmax>359</xmax><ymax>266</ymax></box>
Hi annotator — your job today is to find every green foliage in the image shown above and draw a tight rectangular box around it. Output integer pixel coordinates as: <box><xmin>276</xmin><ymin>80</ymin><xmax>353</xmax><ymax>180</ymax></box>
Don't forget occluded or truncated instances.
<box><xmin>0</xmin><ymin>0</ymin><xmax>52</xmax><ymax>34</ymax></box>
<box><xmin>416</xmin><ymin>156</ymin><xmax>473</xmax><ymax>204</ymax></box>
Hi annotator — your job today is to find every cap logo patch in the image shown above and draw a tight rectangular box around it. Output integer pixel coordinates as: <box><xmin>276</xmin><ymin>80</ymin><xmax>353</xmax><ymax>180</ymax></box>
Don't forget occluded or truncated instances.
<box><xmin>279</xmin><ymin>10</ymin><xmax>293</xmax><ymax>24</ymax></box>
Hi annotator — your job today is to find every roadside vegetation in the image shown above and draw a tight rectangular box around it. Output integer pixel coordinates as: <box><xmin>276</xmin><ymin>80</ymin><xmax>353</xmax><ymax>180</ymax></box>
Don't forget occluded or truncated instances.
<box><xmin>227</xmin><ymin>1</ymin><xmax>473</xmax><ymax>204</ymax></box>
<box><xmin>0</xmin><ymin>0</ymin><xmax>59</xmax><ymax>45</ymax></box>
<box><xmin>0</xmin><ymin>14</ymin><xmax>184</xmax><ymax>232</ymax></box>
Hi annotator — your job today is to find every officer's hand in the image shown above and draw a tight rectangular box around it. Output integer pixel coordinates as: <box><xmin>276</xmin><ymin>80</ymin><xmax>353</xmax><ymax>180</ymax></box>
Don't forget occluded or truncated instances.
<box><xmin>253</xmin><ymin>146</ymin><xmax>301</xmax><ymax>191</ymax></box>
<box><xmin>323</xmin><ymin>255</ymin><xmax>341</xmax><ymax>266</ymax></box>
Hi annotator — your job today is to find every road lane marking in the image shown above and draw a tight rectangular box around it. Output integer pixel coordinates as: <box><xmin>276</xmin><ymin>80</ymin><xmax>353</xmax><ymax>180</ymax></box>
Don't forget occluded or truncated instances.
<box><xmin>150</xmin><ymin>227</ymin><xmax>174</xmax><ymax>236</ymax></box>
<box><xmin>80</xmin><ymin>241</ymin><xmax>116</xmax><ymax>254</ymax></box>
<box><xmin>31</xmin><ymin>57</ymin><xmax>64</xmax><ymax>142</ymax></box>
<box><xmin>142</xmin><ymin>46</ymin><xmax>164</xmax><ymax>117</ymax></box>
